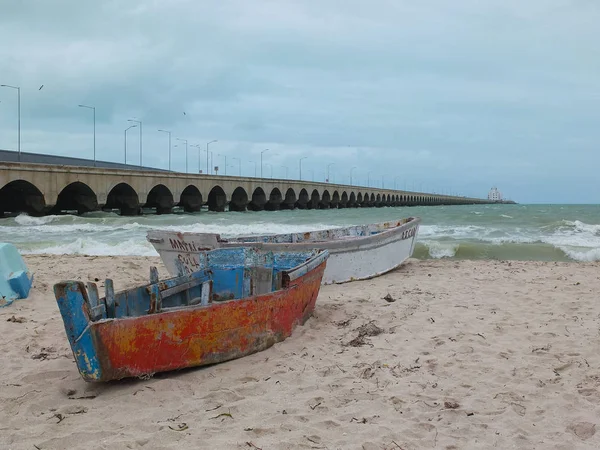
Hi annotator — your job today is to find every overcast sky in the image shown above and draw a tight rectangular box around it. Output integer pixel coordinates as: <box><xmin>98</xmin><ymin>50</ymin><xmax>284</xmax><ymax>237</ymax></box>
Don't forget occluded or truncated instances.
<box><xmin>1</xmin><ymin>1</ymin><xmax>599</xmax><ymax>203</ymax></box>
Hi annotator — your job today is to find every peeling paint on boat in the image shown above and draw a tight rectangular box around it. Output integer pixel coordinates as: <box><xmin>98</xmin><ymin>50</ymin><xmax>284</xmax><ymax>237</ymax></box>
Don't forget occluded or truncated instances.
<box><xmin>147</xmin><ymin>217</ymin><xmax>421</xmax><ymax>284</ymax></box>
<box><xmin>54</xmin><ymin>248</ymin><xmax>328</xmax><ymax>382</ymax></box>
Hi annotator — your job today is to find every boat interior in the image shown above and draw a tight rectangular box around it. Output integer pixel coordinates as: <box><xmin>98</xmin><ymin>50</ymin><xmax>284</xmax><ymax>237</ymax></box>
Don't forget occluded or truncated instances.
<box><xmin>63</xmin><ymin>248</ymin><xmax>320</xmax><ymax>321</ymax></box>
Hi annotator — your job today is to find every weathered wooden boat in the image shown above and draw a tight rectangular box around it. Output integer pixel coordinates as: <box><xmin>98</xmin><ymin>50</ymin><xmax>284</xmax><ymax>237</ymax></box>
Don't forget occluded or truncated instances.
<box><xmin>147</xmin><ymin>216</ymin><xmax>420</xmax><ymax>285</ymax></box>
<box><xmin>54</xmin><ymin>247</ymin><xmax>329</xmax><ymax>382</ymax></box>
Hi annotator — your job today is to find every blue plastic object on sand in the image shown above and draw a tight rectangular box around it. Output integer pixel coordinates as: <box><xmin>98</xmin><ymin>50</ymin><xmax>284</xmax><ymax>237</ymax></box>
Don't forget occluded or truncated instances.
<box><xmin>0</xmin><ymin>243</ymin><xmax>33</xmax><ymax>307</ymax></box>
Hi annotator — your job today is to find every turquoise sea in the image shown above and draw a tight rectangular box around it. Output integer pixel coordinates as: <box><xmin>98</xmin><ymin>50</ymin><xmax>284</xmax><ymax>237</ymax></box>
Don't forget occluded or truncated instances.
<box><xmin>1</xmin><ymin>204</ymin><xmax>599</xmax><ymax>262</ymax></box>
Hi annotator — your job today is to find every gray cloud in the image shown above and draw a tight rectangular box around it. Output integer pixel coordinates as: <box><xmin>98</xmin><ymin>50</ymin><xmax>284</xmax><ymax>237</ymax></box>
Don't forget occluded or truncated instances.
<box><xmin>1</xmin><ymin>0</ymin><xmax>599</xmax><ymax>203</ymax></box>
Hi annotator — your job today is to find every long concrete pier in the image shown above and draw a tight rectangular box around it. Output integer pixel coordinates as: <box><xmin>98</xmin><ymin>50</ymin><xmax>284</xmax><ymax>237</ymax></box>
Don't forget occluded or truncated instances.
<box><xmin>0</xmin><ymin>162</ymin><xmax>503</xmax><ymax>217</ymax></box>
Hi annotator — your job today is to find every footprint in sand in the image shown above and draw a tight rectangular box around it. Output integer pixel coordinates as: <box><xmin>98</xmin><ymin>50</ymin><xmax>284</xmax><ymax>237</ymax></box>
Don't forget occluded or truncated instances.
<box><xmin>567</xmin><ymin>422</ymin><xmax>596</xmax><ymax>440</ymax></box>
<box><xmin>576</xmin><ymin>375</ymin><xmax>600</xmax><ymax>404</ymax></box>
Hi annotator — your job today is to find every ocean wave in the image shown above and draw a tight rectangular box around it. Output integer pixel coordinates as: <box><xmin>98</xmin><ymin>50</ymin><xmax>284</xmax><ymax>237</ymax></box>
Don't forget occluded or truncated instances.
<box><xmin>420</xmin><ymin>241</ymin><xmax>459</xmax><ymax>258</ymax></box>
<box><xmin>149</xmin><ymin>222</ymin><xmax>342</xmax><ymax>237</ymax></box>
<box><xmin>5</xmin><ymin>214</ymin><xmax>344</xmax><ymax>237</ymax></box>
<box><xmin>14</xmin><ymin>214</ymin><xmax>64</xmax><ymax>226</ymax></box>
<box><xmin>559</xmin><ymin>246</ymin><xmax>600</xmax><ymax>262</ymax></box>
<box><xmin>415</xmin><ymin>241</ymin><xmax>582</xmax><ymax>261</ymax></box>
<box><xmin>20</xmin><ymin>237</ymin><xmax>159</xmax><ymax>257</ymax></box>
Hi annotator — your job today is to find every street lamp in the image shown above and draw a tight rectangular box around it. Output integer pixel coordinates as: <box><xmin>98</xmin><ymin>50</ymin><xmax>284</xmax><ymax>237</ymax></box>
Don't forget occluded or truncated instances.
<box><xmin>1</xmin><ymin>84</ymin><xmax>20</xmax><ymax>161</ymax></box>
<box><xmin>127</xmin><ymin>119</ymin><xmax>142</xmax><ymax>166</ymax></box>
<box><xmin>260</xmin><ymin>148</ymin><xmax>270</xmax><ymax>178</ymax></box>
<box><xmin>249</xmin><ymin>160</ymin><xmax>257</xmax><ymax>177</ymax></box>
<box><xmin>218</xmin><ymin>154</ymin><xmax>227</xmax><ymax>175</ymax></box>
<box><xmin>176</xmin><ymin>138</ymin><xmax>188</xmax><ymax>173</ymax></box>
<box><xmin>299</xmin><ymin>156</ymin><xmax>307</xmax><ymax>180</ymax></box>
<box><xmin>326</xmin><ymin>163</ymin><xmax>334</xmax><ymax>182</ymax></box>
<box><xmin>382</xmin><ymin>175</ymin><xmax>384</xmax><ymax>189</ymax></box>
<box><xmin>157</xmin><ymin>129</ymin><xmax>172</xmax><ymax>171</ymax></box>
<box><xmin>190</xmin><ymin>144</ymin><xmax>201</xmax><ymax>173</ymax></box>
<box><xmin>78</xmin><ymin>104</ymin><xmax>96</xmax><ymax>166</ymax></box>
<box><xmin>206</xmin><ymin>140</ymin><xmax>217</xmax><ymax>174</ymax></box>
<box><xmin>124</xmin><ymin>124</ymin><xmax>137</xmax><ymax>164</ymax></box>
<box><xmin>264</xmin><ymin>163</ymin><xmax>273</xmax><ymax>178</ymax></box>
<box><xmin>232</xmin><ymin>157</ymin><xmax>241</xmax><ymax>176</ymax></box>
<box><xmin>350</xmin><ymin>166</ymin><xmax>357</xmax><ymax>186</ymax></box>
<box><xmin>280</xmin><ymin>165</ymin><xmax>288</xmax><ymax>179</ymax></box>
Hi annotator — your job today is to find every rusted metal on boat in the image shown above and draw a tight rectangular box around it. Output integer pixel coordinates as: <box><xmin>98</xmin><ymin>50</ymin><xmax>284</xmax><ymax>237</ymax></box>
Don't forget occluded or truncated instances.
<box><xmin>147</xmin><ymin>217</ymin><xmax>421</xmax><ymax>285</ymax></box>
<box><xmin>53</xmin><ymin>248</ymin><xmax>328</xmax><ymax>382</ymax></box>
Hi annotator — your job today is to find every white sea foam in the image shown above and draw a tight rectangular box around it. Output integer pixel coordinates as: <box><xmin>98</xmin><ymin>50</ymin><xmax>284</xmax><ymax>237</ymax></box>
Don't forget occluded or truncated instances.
<box><xmin>500</xmin><ymin>214</ymin><xmax>513</xmax><ymax>219</ymax></box>
<box><xmin>559</xmin><ymin>246</ymin><xmax>600</xmax><ymax>262</ymax></box>
<box><xmin>422</xmin><ymin>241</ymin><xmax>459</xmax><ymax>259</ymax></box>
<box><xmin>14</xmin><ymin>214</ymin><xmax>63</xmax><ymax>226</ymax></box>
<box><xmin>20</xmin><ymin>237</ymin><xmax>159</xmax><ymax>256</ymax></box>
<box><xmin>146</xmin><ymin>222</ymin><xmax>342</xmax><ymax>237</ymax></box>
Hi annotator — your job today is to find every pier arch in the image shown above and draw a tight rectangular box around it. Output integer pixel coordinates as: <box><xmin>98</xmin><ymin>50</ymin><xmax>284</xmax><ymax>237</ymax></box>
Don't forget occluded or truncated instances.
<box><xmin>296</xmin><ymin>188</ymin><xmax>309</xmax><ymax>209</ymax></box>
<box><xmin>0</xmin><ymin>180</ymin><xmax>46</xmax><ymax>216</ymax></box>
<box><xmin>249</xmin><ymin>187</ymin><xmax>267</xmax><ymax>211</ymax></box>
<box><xmin>53</xmin><ymin>181</ymin><xmax>97</xmax><ymax>215</ymax></box>
<box><xmin>179</xmin><ymin>185</ymin><xmax>202</xmax><ymax>212</ymax></box>
<box><xmin>308</xmin><ymin>189</ymin><xmax>320</xmax><ymax>209</ymax></box>
<box><xmin>320</xmin><ymin>190</ymin><xmax>331</xmax><ymax>209</ymax></box>
<box><xmin>266</xmin><ymin>188</ymin><xmax>283</xmax><ymax>211</ymax></box>
<box><xmin>229</xmin><ymin>187</ymin><xmax>248</xmax><ymax>212</ymax></box>
<box><xmin>207</xmin><ymin>185</ymin><xmax>227</xmax><ymax>212</ymax></box>
<box><xmin>104</xmin><ymin>182</ymin><xmax>139</xmax><ymax>216</ymax></box>
<box><xmin>145</xmin><ymin>184</ymin><xmax>174</xmax><ymax>214</ymax></box>
<box><xmin>282</xmin><ymin>188</ymin><xmax>296</xmax><ymax>210</ymax></box>
<box><xmin>348</xmin><ymin>192</ymin><xmax>356</xmax><ymax>207</ymax></box>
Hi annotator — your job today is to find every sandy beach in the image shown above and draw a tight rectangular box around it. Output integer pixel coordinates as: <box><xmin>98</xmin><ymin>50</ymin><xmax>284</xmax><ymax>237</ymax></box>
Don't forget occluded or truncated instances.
<box><xmin>1</xmin><ymin>256</ymin><xmax>599</xmax><ymax>450</ymax></box>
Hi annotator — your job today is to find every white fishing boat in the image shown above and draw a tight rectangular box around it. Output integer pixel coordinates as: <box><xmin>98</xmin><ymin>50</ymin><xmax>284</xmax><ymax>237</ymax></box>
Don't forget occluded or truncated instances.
<box><xmin>147</xmin><ymin>217</ymin><xmax>421</xmax><ymax>285</ymax></box>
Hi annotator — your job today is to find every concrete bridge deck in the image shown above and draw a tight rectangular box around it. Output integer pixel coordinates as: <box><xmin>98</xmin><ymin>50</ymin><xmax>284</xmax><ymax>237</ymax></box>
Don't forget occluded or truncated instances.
<box><xmin>0</xmin><ymin>161</ymin><xmax>502</xmax><ymax>217</ymax></box>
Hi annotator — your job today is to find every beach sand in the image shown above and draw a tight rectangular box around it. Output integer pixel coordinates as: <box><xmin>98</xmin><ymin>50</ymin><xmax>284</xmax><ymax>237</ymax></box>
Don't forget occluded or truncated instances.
<box><xmin>1</xmin><ymin>256</ymin><xmax>599</xmax><ymax>450</ymax></box>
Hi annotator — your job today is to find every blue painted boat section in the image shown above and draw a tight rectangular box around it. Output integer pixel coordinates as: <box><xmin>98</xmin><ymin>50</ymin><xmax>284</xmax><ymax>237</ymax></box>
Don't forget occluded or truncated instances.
<box><xmin>197</xmin><ymin>247</ymin><xmax>320</xmax><ymax>299</ymax></box>
<box><xmin>54</xmin><ymin>281</ymin><xmax>102</xmax><ymax>381</ymax></box>
<box><xmin>0</xmin><ymin>243</ymin><xmax>34</xmax><ymax>307</ymax></box>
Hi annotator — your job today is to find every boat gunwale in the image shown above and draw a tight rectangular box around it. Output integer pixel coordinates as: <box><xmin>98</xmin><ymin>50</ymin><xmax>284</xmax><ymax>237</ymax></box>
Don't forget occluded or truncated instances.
<box><xmin>72</xmin><ymin>249</ymin><xmax>329</xmax><ymax>324</ymax></box>
<box><xmin>146</xmin><ymin>217</ymin><xmax>421</xmax><ymax>252</ymax></box>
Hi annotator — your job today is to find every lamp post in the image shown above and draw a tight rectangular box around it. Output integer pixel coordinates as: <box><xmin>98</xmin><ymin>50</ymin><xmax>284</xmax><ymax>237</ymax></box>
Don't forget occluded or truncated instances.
<box><xmin>219</xmin><ymin>154</ymin><xmax>227</xmax><ymax>175</ymax></box>
<box><xmin>78</xmin><ymin>104</ymin><xmax>96</xmax><ymax>166</ymax></box>
<box><xmin>327</xmin><ymin>163</ymin><xmax>334</xmax><ymax>182</ymax></box>
<box><xmin>190</xmin><ymin>144</ymin><xmax>201</xmax><ymax>173</ymax></box>
<box><xmin>1</xmin><ymin>84</ymin><xmax>20</xmax><ymax>161</ymax></box>
<box><xmin>232</xmin><ymin>157</ymin><xmax>241</xmax><ymax>176</ymax></box>
<box><xmin>264</xmin><ymin>163</ymin><xmax>273</xmax><ymax>178</ymax></box>
<box><xmin>127</xmin><ymin>119</ymin><xmax>142</xmax><ymax>166</ymax></box>
<box><xmin>124</xmin><ymin>124</ymin><xmax>137</xmax><ymax>164</ymax></box>
<box><xmin>382</xmin><ymin>175</ymin><xmax>384</xmax><ymax>189</ymax></box>
<box><xmin>394</xmin><ymin>176</ymin><xmax>401</xmax><ymax>190</ymax></box>
<box><xmin>280</xmin><ymin>165</ymin><xmax>288</xmax><ymax>179</ymax></box>
<box><xmin>367</xmin><ymin>171</ymin><xmax>372</xmax><ymax>187</ymax></box>
<box><xmin>350</xmin><ymin>166</ymin><xmax>357</xmax><ymax>186</ymax></box>
<box><xmin>260</xmin><ymin>148</ymin><xmax>269</xmax><ymax>178</ymax></box>
<box><xmin>299</xmin><ymin>156</ymin><xmax>307</xmax><ymax>180</ymax></box>
<box><xmin>249</xmin><ymin>160</ymin><xmax>257</xmax><ymax>177</ymax></box>
<box><xmin>157</xmin><ymin>129</ymin><xmax>172</xmax><ymax>171</ymax></box>
<box><xmin>176</xmin><ymin>138</ymin><xmax>188</xmax><ymax>173</ymax></box>
<box><xmin>206</xmin><ymin>140</ymin><xmax>217</xmax><ymax>174</ymax></box>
